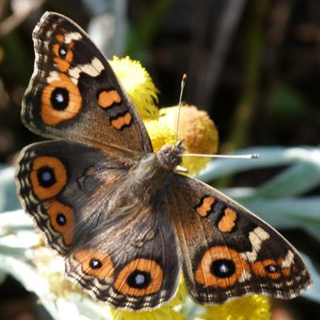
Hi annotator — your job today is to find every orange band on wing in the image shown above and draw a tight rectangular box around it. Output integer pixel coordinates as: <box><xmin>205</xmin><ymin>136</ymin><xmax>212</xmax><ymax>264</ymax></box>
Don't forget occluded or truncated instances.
<box><xmin>55</xmin><ymin>34</ymin><xmax>64</xmax><ymax>42</ymax></box>
<box><xmin>111</xmin><ymin>112</ymin><xmax>132</xmax><ymax>130</ymax></box>
<box><xmin>74</xmin><ymin>249</ymin><xmax>114</xmax><ymax>280</ymax></box>
<box><xmin>114</xmin><ymin>259</ymin><xmax>163</xmax><ymax>297</ymax></box>
<box><xmin>98</xmin><ymin>90</ymin><xmax>121</xmax><ymax>109</ymax></box>
<box><xmin>196</xmin><ymin>196</ymin><xmax>215</xmax><ymax>217</ymax></box>
<box><xmin>41</xmin><ymin>74</ymin><xmax>82</xmax><ymax>126</ymax></box>
<box><xmin>30</xmin><ymin>156</ymin><xmax>67</xmax><ymax>200</ymax></box>
<box><xmin>217</xmin><ymin>208</ymin><xmax>237</xmax><ymax>233</ymax></box>
<box><xmin>47</xmin><ymin>201</ymin><xmax>74</xmax><ymax>245</ymax></box>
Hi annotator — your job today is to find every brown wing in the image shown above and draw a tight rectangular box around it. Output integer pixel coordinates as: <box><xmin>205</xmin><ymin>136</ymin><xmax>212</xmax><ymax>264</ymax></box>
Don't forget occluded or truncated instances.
<box><xmin>169</xmin><ymin>174</ymin><xmax>312</xmax><ymax>305</ymax></box>
<box><xmin>16</xmin><ymin>140</ymin><xmax>136</xmax><ymax>255</ymax></box>
<box><xmin>65</xmin><ymin>194</ymin><xmax>181</xmax><ymax>311</ymax></box>
<box><xmin>22</xmin><ymin>12</ymin><xmax>152</xmax><ymax>153</ymax></box>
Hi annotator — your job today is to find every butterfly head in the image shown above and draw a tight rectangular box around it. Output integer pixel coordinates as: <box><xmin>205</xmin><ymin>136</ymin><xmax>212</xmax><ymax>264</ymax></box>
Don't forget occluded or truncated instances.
<box><xmin>157</xmin><ymin>141</ymin><xmax>186</xmax><ymax>171</ymax></box>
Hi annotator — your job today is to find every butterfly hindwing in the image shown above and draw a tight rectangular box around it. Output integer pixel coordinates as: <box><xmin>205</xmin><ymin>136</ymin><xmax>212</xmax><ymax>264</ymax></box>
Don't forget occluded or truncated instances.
<box><xmin>65</xmin><ymin>195</ymin><xmax>181</xmax><ymax>310</ymax></box>
<box><xmin>16</xmin><ymin>140</ymin><xmax>136</xmax><ymax>255</ymax></box>
<box><xmin>170</xmin><ymin>174</ymin><xmax>312</xmax><ymax>305</ymax></box>
<box><xmin>23</xmin><ymin>12</ymin><xmax>152</xmax><ymax>153</ymax></box>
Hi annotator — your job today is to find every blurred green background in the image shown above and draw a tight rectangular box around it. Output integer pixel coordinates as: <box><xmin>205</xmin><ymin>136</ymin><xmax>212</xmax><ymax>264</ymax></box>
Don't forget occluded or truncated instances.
<box><xmin>0</xmin><ymin>0</ymin><xmax>319</xmax><ymax>319</ymax></box>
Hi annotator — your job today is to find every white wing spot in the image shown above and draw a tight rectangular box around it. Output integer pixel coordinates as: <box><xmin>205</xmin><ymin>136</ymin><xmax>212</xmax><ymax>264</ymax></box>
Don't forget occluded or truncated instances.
<box><xmin>64</xmin><ymin>32</ymin><xmax>82</xmax><ymax>44</ymax></box>
<box><xmin>281</xmin><ymin>250</ymin><xmax>295</xmax><ymax>268</ymax></box>
<box><xmin>241</xmin><ymin>227</ymin><xmax>270</xmax><ymax>262</ymax></box>
<box><xmin>69</xmin><ymin>58</ymin><xmax>105</xmax><ymax>84</ymax></box>
<box><xmin>47</xmin><ymin>71</ymin><xmax>60</xmax><ymax>83</ymax></box>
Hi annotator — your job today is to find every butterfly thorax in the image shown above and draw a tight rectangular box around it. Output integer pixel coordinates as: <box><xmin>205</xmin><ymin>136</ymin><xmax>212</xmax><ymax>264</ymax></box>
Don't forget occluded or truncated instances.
<box><xmin>157</xmin><ymin>141</ymin><xmax>185</xmax><ymax>171</ymax></box>
<box><xmin>127</xmin><ymin>142</ymin><xmax>185</xmax><ymax>199</ymax></box>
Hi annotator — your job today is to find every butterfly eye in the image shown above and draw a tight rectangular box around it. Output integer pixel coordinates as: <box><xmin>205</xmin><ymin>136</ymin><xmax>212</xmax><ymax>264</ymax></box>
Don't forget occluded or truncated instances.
<box><xmin>52</xmin><ymin>37</ymin><xmax>74</xmax><ymax>72</ymax></box>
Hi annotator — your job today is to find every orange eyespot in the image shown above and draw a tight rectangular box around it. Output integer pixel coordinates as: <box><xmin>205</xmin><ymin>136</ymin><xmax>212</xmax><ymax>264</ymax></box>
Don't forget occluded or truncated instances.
<box><xmin>47</xmin><ymin>201</ymin><xmax>74</xmax><ymax>245</ymax></box>
<box><xmin>252</xmin><ymin>259</ymin><xmax>281</xmax><ymax>280</ymax></box>
<box><xmin>53</xmin><ymin>41</ymin><xmax>74</xmax><ymax>72</ymax></box>
<box><xmin>114</xmin><ymin>259</ymin><xmax>163</xmax><ymax>296</ymax></box>
<box><xmin>195</xmin><ymin>246</ymin><xmax>249</xmax><ymax>288</ymax></box>
<box><xmin>41</xmin><ymin>74</ymin><xmax>82</xmax><ymax>126</ymax></box>
<box><xmin>74</xmin><ymin>249</ymin><xmax>114</xmax><ymax>281</ymax></box>
<box><xmin>30</xmin><ymin>156</ymin><xmax>67</xmax><ymax>199</ymax></box>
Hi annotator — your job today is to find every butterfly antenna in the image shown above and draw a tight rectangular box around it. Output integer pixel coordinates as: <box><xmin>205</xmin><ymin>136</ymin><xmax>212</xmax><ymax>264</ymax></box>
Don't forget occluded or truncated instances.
<box><xmin>174</xmin><ymin>74</ymin><xmax>187</xmax><ymax>146</ymax></box>
<box><xmin>173</xmin><ymin>74</ymin><xmax>259</xmax><ymax>160</ymax></box>
<box><xmin>182</xmin><ymin>153</ymin><xmax>260</xmax><ymax>159</ymax></box>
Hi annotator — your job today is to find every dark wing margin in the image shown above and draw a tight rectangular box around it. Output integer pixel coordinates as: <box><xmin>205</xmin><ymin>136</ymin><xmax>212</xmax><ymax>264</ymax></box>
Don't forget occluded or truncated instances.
<box><xmin>22</xmin><ymin>12</ymin><xmax>153</xmax><ymax>153</ymax></box>
<box><xmin>65</xmin><ymin>195</ymin><xmax>181</xmax><ymax>310</ymax></box>
<box><xmin>16</xmin><ymin>140</ymin><xmax>133</xmax><ymax>255</ymax></box>
<box><xmin>170</xmin><ymin>174</ymin><xmax>312</xmax><ymax>305</ymax></box>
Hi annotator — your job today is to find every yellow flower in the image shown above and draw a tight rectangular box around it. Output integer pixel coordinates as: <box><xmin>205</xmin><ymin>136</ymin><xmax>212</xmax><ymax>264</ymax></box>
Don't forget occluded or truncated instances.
<box><xmin>110</xmin><ymin>56</ymin><xmax>219</xmax><ymax>175</ymax></box>
<box><xmin>110</xmin><ymin>56</ymin><xmax>159</xmax><ymax>119</ymax></box>
<box><xmin>145</xmin><ymin>105</ymin><xmax>219</xmax><ymax>175</ymax></box>
<box><xmin>197</xmin><ymin>295</ymin><xmax>270</xmax><ymax>320</ymax></box>
<box><xmin>110</xmin><ymin>277</ymin><xmax>187</xmax><ymax>320</ymax></box>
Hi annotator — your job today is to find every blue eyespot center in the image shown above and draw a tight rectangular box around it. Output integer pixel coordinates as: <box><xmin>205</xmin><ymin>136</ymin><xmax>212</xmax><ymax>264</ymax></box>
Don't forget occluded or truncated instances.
<box><xmin>37</xmin><ymin>166</ymin><xmax>56</xmax><ymax>188</ymax></box>
<box><xmin>127</xmin><ymin>270</ymin><xmax>151</xmax><ymax>289</ymax></box>
<box><xmin>59</xmin><ymin>45</ymin><xmax>68</xmax><ymax>58</ymax></box>
<box><xmin>211</xmin><ymin>259</ymin><xmax>236</xmax><ymax>278</ymax></box>
<box><xmin>56</xmin><ymin>213</ymin><xmax>66</xmax><ymax>226</ymax></box>
<box><xmin>51</xmin><ymin>87</ymin><xmax>69</xmax><ymax>111</ymax></box>
<box><xmin>90</xmin><ymin>259</ymin><xmax>102</xmax><ymax>269</ymax></box>
<box><xmin>266</xmin><ymin>264</ymin><xmax>278</xmax><ymax>273</ymax></box>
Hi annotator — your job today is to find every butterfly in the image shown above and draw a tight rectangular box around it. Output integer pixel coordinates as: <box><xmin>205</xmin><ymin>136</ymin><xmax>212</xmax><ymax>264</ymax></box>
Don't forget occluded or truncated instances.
<box><xmin>16</xmin><ymin>12</ymin><xmax>312</xmax><ymax>311</ymax></box>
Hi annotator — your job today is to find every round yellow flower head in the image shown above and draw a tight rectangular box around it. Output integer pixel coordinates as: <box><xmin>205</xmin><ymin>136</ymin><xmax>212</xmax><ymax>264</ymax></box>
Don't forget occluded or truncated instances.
<box><xmin>110</xmin><ymin>56</ymin><xmax>159</xmax><ymax>119</ymax></box>
<box><xmin>145</xmin><ymin>105</ymin><xmax>219</xmax><ymax>175</ymax></box>
<box><xmin>197</xmin><ymin>295</ymin><xmax>270</xmax><ymax>320</ymax></box>
<box><xmin>110</xmin><ymin>56</ymin><xmax>219</xmax><ymax>175</ymax></box>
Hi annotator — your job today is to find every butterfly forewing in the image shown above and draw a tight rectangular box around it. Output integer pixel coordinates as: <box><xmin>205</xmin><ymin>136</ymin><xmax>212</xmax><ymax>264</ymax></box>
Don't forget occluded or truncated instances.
<box><xmin>169</xmin><ymin>174</ymin><xmax>312</xmax><ymax>304</ymax></box>
<box><xmin>23</xmin><ymin>12</ymin><xmax>152</xmax><ymax>153</ymax></box>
